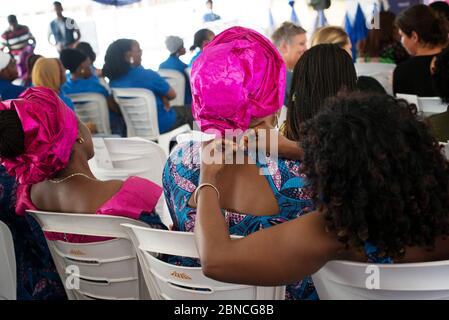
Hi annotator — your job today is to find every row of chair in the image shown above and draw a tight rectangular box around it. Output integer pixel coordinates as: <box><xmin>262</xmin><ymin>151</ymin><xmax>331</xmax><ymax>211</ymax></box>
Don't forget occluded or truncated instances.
<box><xmin>67</xmin><ymin>69</ymin><xmax>190</xmax><ymax>155</ymax></box>
<box><xmin>3</xmin><ymin>205</ymin><xmax>449</xmax><ymax>300</ymax></box>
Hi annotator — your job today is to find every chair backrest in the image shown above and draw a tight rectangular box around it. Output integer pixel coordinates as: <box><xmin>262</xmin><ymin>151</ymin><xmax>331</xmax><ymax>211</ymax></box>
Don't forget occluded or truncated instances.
<box><xmin>158</xmin><ymin>69</ymin><xmax>186</xmax><ymax>107</ymax></box>
<box><xmin>121</xmin><ymin>224</ymin><xmax>286</xmax><ymax>300</ymax></box>
<box><xmin>441</xmin><ymin>142</ymin><xmax>449</xmax><ymax>159</ymax></box>
<box><xmin>396</xmin><ymin>94</ymin><xmax>447</xmax><ymax>117</ymax></box>
<box><xmin>312</xmin><ymin>259</ymin><xmax>449</xmax><ymax>300</ymax></box>
<box><xmin>67</xmin><ymin>93</ymin><xmax>111</xmax><ymax>135</ymax></box>
<box><xmin>418</xmin><ymin>97</ymin><xmax>447</xmax><ymax>116</ymax></box>
<box><xmin>176</xmin><ymin>131</ymin><xmax>215</xmax><ymax>144</ymax></box>
<box><xmin>112</xmin><ymin>88</ymin><xmax>160</xmax><ymax>140</ymax></box>
<box><xmin>88</xmin><ymin>137</ymin><xmax>170</xmax><ymax>225</ymax></box>
<box><xmin>354</xmin><ymin>63</ymin><xmax>395</xmax><ymax>95</ymax></box>
<box><xmin>0</xmin><ymin>221</ymin><xmax>16</xmax><ymax>300</ymax></box>
<box><xmin>28</xmin><ymin>210</ymin><xmax>149</xmax><ymax>300</ymax></box>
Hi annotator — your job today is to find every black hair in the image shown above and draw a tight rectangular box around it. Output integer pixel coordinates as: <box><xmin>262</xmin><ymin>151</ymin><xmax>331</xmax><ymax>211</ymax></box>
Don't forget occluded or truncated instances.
<box><xmin>432</xmin><ymin>46</ymin><xmax>449</xmax><ymax>104</ymax></box>
<box><xmin>430</xmin><ymin>1</ymin><xmax>449</xmax><ymax>22</ymax></box>
<box><xmin>102</xmin><ymin>39</ymin><xmax>134</xmax><ymax>80</ymax></box>
<box><xmin>0</xmin><ymin>110</ymin><xmax>25</xmax><ymax>158</ymax></box>
<box><xmin>53</xmin><ymin>1</ymin><xmax>62</xmax><ymax>7</ymax></box>
<box><xmin>396</xmin><ymin>4</ymin><xmax>449</xmax><ymax>47</ymax></box>
<box><xmin>190</xmin><ymin>29</ymin><xmax>214</xmax><ymax>51</ymax></box>
<box><xmin>60</xmin><ymin>48</ymin><xmax>87</xmax><ymax>73</ymax></box>
<box><xmin>300</xmin><ymin>92</ymin><xmax>449</xmax><ymax>259</ymax></box>
<box><xmin>7</xmin><ymin>15</ymin><xmax>17</xmax><ymax>24</ymax></box>
<box><xmin>357</xmin><ymin>76</ymin><xmax>387</xmax><ymax>94</ymax></box>
<box><xmin>76</xmin><ymin>42</ymin><xmax>96</xmax><ymax>63</ymax></box>
<box><xmin>285</xmin><ymin>44</ymin><xmax>357</xmax><ymax>141</ymax></box>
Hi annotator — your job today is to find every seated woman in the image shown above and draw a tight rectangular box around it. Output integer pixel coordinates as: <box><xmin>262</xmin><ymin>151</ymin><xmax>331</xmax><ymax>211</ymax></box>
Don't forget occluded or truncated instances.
<box><xmin>357</xmin><ymin>11</ymin><xmax>409</xmax><ymax>64</ymax></box>
<box><xmin>283</xmin><ymin>44</ymin><xmax>357</xmax><ymax>141</ymax></box>
<box><xmin>189</xmin><ymin>28</ymin><xmax>215</xmax><ymax>67</ymax></box>
<box><xmin>311</xmin><ymin>26</ymin><xmax>353</xmax><ymax>57</ymax></box>
<box><xmin>163</xmin><ymin>26</ymin><xmax>315</xmax><ymax>300</ymax></box>
<box><xmin>393</xmin><ymin>4</ymin><xmax>449</xmax><ymax>96</ymax></box>
<box><xmin>76</xmin><ymin>41</ymin><xmax>102</xmax><ymax>78</ymax></box>
<box><xmin>0</xmin><ymin>51</ymin><xmax>26</xmax><ymax>100</ymax></box>
<box><xmin>310</xmin><ymin>27</ymin><xmax>387</xmax><ymax>94</ymax></box>
<box><xmin>31</xmin><ymin>57</ymin><xmax>74</xmax><ymax>110</ymax></box>
<box><xmin>103</xmin><ymin>39</ymin><xmax>192</xmax><ymax>134</ymax></box>
<box><xmin>60</xmin><ymin>48</ymin><xmax>126</xmax><ymax>136</ymax></box>
<box><xmin>159</xmin><ymin>36</ymin><xmax>192</xmax><ymax>106</ymax></box>
<box><xmin>0</xmin><ymin>87</ymin><xmax>166</xmax><ymax>244</ymax></box>
<box><xmin>427</xmin><ymin>46</ymin><xmax>449</xmax><ymax>142</ymax></box>
<box><xmin>194</xmin><ymin>92</ymin><xmax>449</xmax><ymax>291</ymax></box>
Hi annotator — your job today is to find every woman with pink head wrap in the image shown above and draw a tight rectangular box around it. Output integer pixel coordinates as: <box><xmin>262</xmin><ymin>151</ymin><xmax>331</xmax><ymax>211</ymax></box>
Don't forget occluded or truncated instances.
<box><xmin>191</xmin><ymin>26</ymin><xmax>286</xmax><ymax>135</ymax></box>
<box><xmin>0</xmin><ymin>87</ymin><xmax>167</xmax><ymax>298</ymax></box>
<box><xmin>162</xmin><ymin>26</ymin><xmax>314</xmax><ymax>300</ymax></box>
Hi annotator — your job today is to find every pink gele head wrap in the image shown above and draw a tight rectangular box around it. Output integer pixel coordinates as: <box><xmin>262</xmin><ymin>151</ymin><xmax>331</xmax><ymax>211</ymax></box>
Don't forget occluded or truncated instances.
<box><xmin>0</xmin><ymin>87</ymin><xmax>78</xmax><ymax>185</ymax></box>
<box><xmin>191</xmin><ymin>26</ymin><xmax>286</xmax><ymax>135</ymax></box>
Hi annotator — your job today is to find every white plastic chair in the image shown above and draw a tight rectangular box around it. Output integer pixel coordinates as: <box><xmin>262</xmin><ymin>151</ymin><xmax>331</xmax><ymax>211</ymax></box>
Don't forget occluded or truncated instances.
<box><xmin>396</xmin><ymin>94</ymin><xmax>447</xmax><ymax>117</ymax></box>
<box><xmin>418</xmin><ymin>97</ymin><xmax>447</xmax><ymax>117</ymax></box>
<box><xmin>111</xmin><ymin>88</ymin><xmax>190</xmax><ymax>155</ymax></box>
<box><xmin>121</xmin><ymin>224</ymin><xmax>286</xmax><ymax>300</ymax></box>
<box><xmin>158</xmin><ymin>69</ymin><xmax>186</xmax><ymax>107</ymax></box>
<box><xmin>0</xmin><ymin>221</ymin><xmax>16</xmax><ymax>300</ymax></box>
<box><xmin>312</xmin><ymin>259</ymin><xmax>449</xmax><ymax>300</ymax></box>
<box><xmin>176</xmin><ymin>131</ymin><xmax>215</xmax><ymax>144</ymax></box>
<box><xmin>355</xmin><ymin>63</ymin><xmax>396</xmax><ymax>95</ymax></box>
<box><xmin>67</xmin><ymin>93</ymin><xmax>111</xmax><ymax>135</ymax></box>
<box><xmin>27</xmin><ymin>210</ymin><xmax>150</xmax><ymax>300</ymax></box>
<box><xmin>88</xmin><ymin>137</ymin><xmax>172</xmax><ymax>227</ymax></box>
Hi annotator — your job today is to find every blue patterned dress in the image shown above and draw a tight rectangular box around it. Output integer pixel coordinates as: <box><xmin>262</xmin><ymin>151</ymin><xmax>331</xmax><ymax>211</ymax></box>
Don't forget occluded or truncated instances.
<box><xmin>162</xmin><ymin>141</ymin><xmax>317</xmax><ymax>300</ymax></box>
<box><xmin>0</xmin><ymin>166</ymin><xmax>66</xmax><ymax>300</ymax></box>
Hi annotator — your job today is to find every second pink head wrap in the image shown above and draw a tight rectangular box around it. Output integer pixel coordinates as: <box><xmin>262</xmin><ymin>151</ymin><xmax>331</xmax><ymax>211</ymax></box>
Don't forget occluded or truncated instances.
<box><xmin>191</xmin><ymin>26</ymin><xmax>286</xmax><ymax>135</ymax></box>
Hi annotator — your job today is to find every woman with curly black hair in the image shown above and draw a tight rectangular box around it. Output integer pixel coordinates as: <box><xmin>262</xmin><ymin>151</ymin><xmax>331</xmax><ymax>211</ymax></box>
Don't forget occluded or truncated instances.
<box><xmin>193</xmin><ymin>92</ymin><xmax>449</xmax><ymax>289</ymax></box>
<box><xmin>103</xmin><ymin>39</ymin><xmax>192</xmax><ymax>134</ymax></box>
<box><xmin>427</xmin><ymin>46</ymin><xmax>449</xmax><ymax>142</ymax></box>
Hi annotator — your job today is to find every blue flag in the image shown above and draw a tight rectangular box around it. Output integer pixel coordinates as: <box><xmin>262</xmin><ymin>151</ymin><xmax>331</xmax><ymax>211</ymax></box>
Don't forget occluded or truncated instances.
<box><xmin>314</xmin><ymin>9</ymin><xmax>328</xmax><ymax>30</ymax></box>
<box><xmin>289</xmin><ymin>1</ymin><xmax>300</xmax><ymax>25</ymax></box>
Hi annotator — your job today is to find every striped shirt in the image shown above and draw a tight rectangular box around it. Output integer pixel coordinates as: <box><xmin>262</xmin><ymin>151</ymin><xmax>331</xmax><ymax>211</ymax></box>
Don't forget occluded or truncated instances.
<box><xmin>1</xmin><ymin>25</ymin><xmax>34</xmax><ymax>55</ymax></box>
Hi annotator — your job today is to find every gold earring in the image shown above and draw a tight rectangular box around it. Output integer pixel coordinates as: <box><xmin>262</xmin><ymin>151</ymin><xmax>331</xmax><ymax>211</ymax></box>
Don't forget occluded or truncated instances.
<box><xmin>77</xmin><ymin>137</ymin><xmax>85</xmax><ymax>144</ymax></box>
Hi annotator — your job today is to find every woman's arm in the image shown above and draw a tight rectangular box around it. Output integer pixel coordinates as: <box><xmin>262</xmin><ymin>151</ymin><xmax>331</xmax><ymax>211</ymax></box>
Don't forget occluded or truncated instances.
<box><xmin>194</xmin><ymin>141</ymin><xmax>341</xmax><ymax>286</ymax></box>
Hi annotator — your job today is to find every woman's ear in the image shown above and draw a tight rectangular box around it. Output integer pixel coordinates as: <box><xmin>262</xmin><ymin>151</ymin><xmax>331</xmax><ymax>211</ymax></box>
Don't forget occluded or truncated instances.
<box><xmin>411</xmin><ymin>31</ymin><xmax>419</xmax><ymax>44</ymax></box>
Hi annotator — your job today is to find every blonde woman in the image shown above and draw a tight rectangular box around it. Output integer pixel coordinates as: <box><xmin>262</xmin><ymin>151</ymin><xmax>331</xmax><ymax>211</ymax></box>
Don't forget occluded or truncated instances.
<box><xmin>311</xmin><ymin>26</ymin><xmax>353</xmax><ymax>58</ymax></box>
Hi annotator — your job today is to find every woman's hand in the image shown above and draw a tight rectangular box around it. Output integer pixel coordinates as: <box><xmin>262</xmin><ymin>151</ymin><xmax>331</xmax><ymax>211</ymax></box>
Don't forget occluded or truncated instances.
<box><xmin>162</xmin><ymin>96</ymin><xmax>171</xmax><ymax>112</ymax></box>
<box><xmin>200</xmin><ymin>139</ymin><xmax>238</xmax><ymax>181</ymax></box>
<box><xmin>240</xmin><ymin>127</ymin><xmax>303</xmax><ymax>160</ymax></box>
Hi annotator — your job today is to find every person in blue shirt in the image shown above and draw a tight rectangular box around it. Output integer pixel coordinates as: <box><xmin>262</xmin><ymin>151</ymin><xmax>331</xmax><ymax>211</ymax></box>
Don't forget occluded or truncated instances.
<box><xmin>203</xmin><ymin>0</ymin><xmax>221</xmax><ymax>22</ymax></box>
<box><xmin>60</xmin><ymin>48</ymin><xmax>126</xmax><ymax>136</ymax></box>
<box><xmin>0</xmin><ymin>51</ymin><xmax>26</xmax><ymax>100</ymax></box>
<box><xmin>103</xmin><ymin>39</ymin><xmax>192</xmax><ymax>134</ymax></box>
<box><xmin>189</xmin><ymin>29</ymin><xmax>215</xmax><ymax>67</ymax></box>
<box><xmin>76</xmin><ymin>41</ymin><xmax>102</xmax><ymax>79</ymax></box>
<box><xmin>159</xmin><ymin>36</ymin><xmax>192</xmax><ymax>106</ymax></box>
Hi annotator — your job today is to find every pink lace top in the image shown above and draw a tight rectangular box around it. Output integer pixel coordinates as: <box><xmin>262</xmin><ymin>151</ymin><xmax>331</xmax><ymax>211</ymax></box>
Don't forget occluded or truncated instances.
<box><xmin>16</xmin><ymin>176</ymin><xmax>163</xmax><ymax>243</ymax></box>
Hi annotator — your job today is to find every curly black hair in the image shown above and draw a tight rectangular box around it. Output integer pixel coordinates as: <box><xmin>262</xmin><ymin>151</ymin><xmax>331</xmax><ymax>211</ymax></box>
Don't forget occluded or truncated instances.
<box><xmin>102</xmin><ymin>39</ymin><xmax>134</xmax><ymax>81</ymax></box>
<box><xmin>432</xmin><ymin>46</ymin><xmax>449</xmax><ymax>104</ymax></box>
<box><xmin>299</xmin><ymin>92</ymin><xmax>449</xmax><ymax>259</ymax></box>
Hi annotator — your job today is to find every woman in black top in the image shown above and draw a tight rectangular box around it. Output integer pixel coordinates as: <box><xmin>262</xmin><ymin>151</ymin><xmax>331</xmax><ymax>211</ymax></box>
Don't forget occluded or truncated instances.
<box><xmin>393</xmin><ymin>4</ymin><xmax>449</xmax><ymax>96</ymax></box>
